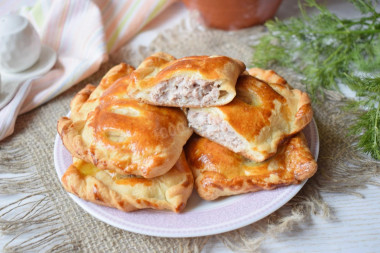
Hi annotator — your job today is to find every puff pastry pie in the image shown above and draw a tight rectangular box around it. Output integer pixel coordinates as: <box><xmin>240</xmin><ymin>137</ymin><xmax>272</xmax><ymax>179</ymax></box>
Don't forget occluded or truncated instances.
<box><xmin>185</xmin><ymin>134</ymin><xmax>317</xmax><ymax>200</ymax></box>
<box><xmin>126</xmin><ymin>52</ymin><xmax>246</xmax><ymax>107</ymax></box>
<box><xmin>186</xmin><ymin>69</ymin><xmax>313</xmax><ymax>162</ymax></box>
<box><xmin>62</xmin><ymin>152</ymin><xmax>194</xmax><ymax>212</ymax></box>
<box><xmin>57</xmin><ymin>65</ymin><xmax>193</xmax><ymax>178</ymax></box>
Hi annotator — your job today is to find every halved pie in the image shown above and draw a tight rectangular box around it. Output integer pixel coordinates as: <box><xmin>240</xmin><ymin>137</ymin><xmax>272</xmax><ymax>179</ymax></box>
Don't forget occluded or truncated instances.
<box><xmin>126</xmin><ymin>52</ymin><xmax>246</xmax><ymax>107</ymax></box>
<box><xmin>186</xmin><ymin>69</ymin><xmax>313</xmax><ymax>162</ymax></box>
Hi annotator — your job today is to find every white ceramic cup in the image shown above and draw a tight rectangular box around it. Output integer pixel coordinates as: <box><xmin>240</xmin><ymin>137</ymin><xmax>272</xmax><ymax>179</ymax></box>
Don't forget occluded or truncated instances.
<box><xmin>0</xmin><ymin>14</ymin><xmax>41</xmax><ymax>73</ymax></box>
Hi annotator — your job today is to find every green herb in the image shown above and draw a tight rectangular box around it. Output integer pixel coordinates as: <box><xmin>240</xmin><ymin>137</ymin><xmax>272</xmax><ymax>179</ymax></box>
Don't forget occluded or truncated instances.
<box><xmin>346</xmin><ymin>75</ymin><xmax>380</xmax><ymax>160</ymax></box>
<box><xmin>252</xmin><ymin>0</ymin><xmax>380</xmax><ymax>160</ymax></box>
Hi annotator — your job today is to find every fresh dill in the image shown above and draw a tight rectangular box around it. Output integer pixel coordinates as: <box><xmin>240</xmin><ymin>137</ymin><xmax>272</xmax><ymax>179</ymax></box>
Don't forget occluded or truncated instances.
<box><xmin>252</xmin><ymin>0</ymin><xmax>380</xmax><ymax>160</ymax></box>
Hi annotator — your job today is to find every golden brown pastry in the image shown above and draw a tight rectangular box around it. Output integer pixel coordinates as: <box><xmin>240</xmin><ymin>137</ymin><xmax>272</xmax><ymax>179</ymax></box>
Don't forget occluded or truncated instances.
<box><xmin>70</xmin><ymin>63</ymin><xmax>134</xmax><ymax>122</ymax></box>
<box><xmin>185</xmin><ymin>133</ymin><xmax>317</xmax><ymax>200</ymax></box>
<box><xmin>248</xmin><ymin>68</ymin><xmax>288</xmax><ymax>86</ymax></box>
<box><xmin>62</xmin><ymin>152</ymin><xmax>194</xmax><ymax>212</ymax></box>
<box><xmin>186</xmin><ymin>69</ymin><xmax>313</xmax><ymax>162</ymax></box>
<box><xmin>57</xmin><ymin>64</ymin><xmax>193</xmax><ymax>178</ymax></box>
<box><xmin>126</xmin><ymin>52</ymin><xmax>246</xmax><ymax>107</ymax></box>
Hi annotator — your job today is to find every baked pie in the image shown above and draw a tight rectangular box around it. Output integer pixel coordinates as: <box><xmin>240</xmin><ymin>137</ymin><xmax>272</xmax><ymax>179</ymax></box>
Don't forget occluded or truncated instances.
<box><xmin>57</xmin><ymin>64</ymin><xmax>193</xmax><ymax>178</ymax></box>
<box><xmin>126</xmin><ymin>52</ymin><xmax>246</xmax><ymax>107</ymax></box>
<box><xmin>185</xmin><ymin>133</ymin><xmax>317</xmax><ymax>200</ymax></box>
<box><xmin>62</xmin><ymin>152</ymin><xmax>193</xmax><ymax>212</ymax></box>
<box><xmin>186</xmin><ymin>70</ymin><xmax>313</xmax><ymax>162</ymax></box>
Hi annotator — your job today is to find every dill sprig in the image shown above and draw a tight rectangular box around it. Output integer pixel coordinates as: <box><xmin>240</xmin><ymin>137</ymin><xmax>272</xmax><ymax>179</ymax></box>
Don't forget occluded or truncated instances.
<box><xmin>345</xmin><ymin>75</ymin><xmax>380</xmax><ymax>160</ymax></box>
<box><xmin>252</xmin><ymin>0</ymin><xmax>380</xmax><ymax>160</ymax></box>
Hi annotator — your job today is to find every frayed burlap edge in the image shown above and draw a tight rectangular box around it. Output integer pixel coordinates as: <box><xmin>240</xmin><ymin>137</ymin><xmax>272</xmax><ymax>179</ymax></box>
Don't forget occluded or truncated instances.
<box><xmin>1</xmin><ymin>14</ymin><xmax>379</xmax><ymax>252</ymax></box>
<box><xmin>0</xmin><ymin>138</ymin><xmax>74</xmax><ymax>252</ymax></box>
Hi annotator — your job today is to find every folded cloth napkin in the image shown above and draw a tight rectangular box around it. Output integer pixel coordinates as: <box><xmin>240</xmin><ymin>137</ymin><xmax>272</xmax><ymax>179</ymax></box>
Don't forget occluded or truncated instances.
<box><xmin>0</xmin><ymin>0</ymin><xmax>175</xmax><ymax>141</ymax></box>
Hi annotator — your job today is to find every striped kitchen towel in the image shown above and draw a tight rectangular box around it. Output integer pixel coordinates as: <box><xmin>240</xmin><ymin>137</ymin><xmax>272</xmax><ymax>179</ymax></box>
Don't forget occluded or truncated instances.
<box><xmin>0</xmin><ymin>0</ymin><xmax>175</xmax><ymax>141</ymax></box>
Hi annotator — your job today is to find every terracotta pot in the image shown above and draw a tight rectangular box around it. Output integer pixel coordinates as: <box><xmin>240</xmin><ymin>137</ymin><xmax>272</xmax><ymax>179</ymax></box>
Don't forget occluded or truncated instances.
<box><xmin>182</xmin><ymin>0</ymin><xmax>283</xmax><ymax>30</ymax></box>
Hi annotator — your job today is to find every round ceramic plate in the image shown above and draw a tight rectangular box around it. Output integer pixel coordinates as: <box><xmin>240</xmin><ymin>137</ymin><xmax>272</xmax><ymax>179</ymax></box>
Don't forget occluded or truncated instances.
<box><xmin>54</xmin><ymin>119</ymin><xmax>319</xmax><ymax>238</ymax></box>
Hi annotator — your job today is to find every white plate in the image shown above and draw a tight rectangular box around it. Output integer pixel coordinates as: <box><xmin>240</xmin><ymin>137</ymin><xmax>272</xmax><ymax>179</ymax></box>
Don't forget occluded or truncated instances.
<box><xmin>54</xmin><ymin>119</ymin><xmax>319</xmax><ymax>238</ymax></box>
<box><xmin>0</xmin><ymin>45</ymin><xmax>57</xmax><ymax>109</ymax></box>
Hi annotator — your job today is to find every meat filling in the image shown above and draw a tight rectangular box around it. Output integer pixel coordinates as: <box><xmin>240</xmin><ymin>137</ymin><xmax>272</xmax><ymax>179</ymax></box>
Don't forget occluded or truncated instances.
<box><xmin>187</xmin><ymin>110</ymin><xmax>245</xmax><ymax>152</ymax></box>
<box><xmin>151</xmin><ymin>77</ymin><xmax>225</xmax><ymax>106</ymax></box>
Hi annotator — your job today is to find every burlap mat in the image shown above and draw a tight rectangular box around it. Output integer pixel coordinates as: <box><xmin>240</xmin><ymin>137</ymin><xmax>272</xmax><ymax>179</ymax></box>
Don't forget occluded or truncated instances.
<box><xmin>1</xmin><ymin>18</ymin><xmax>379</xmax><ymax>253</ymax></box>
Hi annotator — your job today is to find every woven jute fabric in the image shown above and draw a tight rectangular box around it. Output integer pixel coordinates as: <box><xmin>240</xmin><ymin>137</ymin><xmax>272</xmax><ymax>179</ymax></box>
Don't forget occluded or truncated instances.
<box><xmin>1</xmin><ymin>19</ymin><xmax>379</xmax><ymax>253</ymax></box>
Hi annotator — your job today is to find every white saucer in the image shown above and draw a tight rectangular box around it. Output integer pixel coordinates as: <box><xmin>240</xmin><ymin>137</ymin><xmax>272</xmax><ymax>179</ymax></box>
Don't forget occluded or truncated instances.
<box><xmin>0</xmin><ymin>45</ymin><xmax>57</xmax><ymax>110</ymax></box>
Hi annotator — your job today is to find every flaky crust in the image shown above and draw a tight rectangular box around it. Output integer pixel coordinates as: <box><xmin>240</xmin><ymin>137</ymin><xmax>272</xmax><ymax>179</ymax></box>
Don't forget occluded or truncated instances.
<box><xmin>62</xmin><ymin>152</ymin><xmax>194</xmax><ymax>213</ymax></box>
<box><xmin>185</xmin><ymin>133</ymin><xmax>317</xmax><ymax>200</ymax></box>
<box><xmin>126</xmin><ymin>52</ymin><xmax>246</xmax><ymax>107</ymax></box>
<box><xmin>187</xmin><ymin>68</ymin><xmax>313</xmax><ymax>162</ymax></box>
<box><xmin>57</xmin><ymin>64</ymin><xmax>193</xmax><ymax>178</ymax></box>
